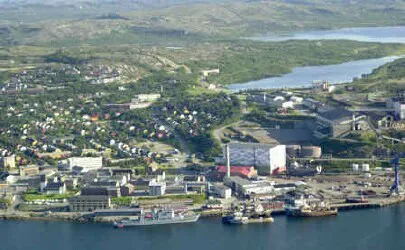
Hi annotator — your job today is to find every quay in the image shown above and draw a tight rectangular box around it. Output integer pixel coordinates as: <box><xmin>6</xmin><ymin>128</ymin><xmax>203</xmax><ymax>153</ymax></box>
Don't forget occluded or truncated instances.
<box><xmin>1</xmin><ymin>196</ymin><xmax>404</xmax><ymax>223</ymax></box>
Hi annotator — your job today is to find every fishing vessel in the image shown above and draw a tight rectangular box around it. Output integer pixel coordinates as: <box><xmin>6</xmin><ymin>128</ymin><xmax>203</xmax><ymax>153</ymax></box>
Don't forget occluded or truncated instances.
<box><xmin>285</xmin><ymin>196</ymin><xmax>337</xmax><ymax>217</ymax></box>
<box><xmin>222</xmin><ymin>203</ymin><xmax>274</xmax><ymax>224</ymax></box>
<box><xmin>114</xmin><ymin>208</ymin><xmax>200</xmax><ymax>228</ymax></box>
<box><xmin>286</xmin><ymin>204</ymin><xmax>338</xmax><ymax>217</ymax></box>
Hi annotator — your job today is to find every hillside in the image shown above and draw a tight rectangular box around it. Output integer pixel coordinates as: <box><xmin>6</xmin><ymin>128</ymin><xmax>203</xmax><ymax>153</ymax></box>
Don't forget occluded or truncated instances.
<box><xmin>367</xmin><ymin>58</ymin><xmax>405</xmax><ymax>81</ymax></box>
<box><xmin>0</xmin><ymin>0</ymin><xmax>405</xmax><ymax>46</ymax></box>
<box><xmin>343</xmin><ymin>57</ymin><xmax>405</xmax><ymax>97</ymax></box>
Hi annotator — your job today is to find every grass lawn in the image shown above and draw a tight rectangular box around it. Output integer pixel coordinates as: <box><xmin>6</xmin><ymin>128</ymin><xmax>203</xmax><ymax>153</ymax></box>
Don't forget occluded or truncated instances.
<box><xmin>23</xmin><ymin>193</ymin><xmax>74</xmax><ymax>202</ymax></box>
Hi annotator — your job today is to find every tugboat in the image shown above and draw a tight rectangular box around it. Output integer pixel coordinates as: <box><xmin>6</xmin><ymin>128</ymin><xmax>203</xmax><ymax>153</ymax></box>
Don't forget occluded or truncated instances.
<box><xmin>222</xmin><ymin>203</ymin><xmax>274</xmax><ymax>225</ymax></box>
<box><xmin>222</xmin><ymin>211</ymin><xmax>249</xmax><ymax>224</ymax></box>
<box><xmin>114</xmin><ymin>208</ymin><xmax>200</xmax><ymax>228</ymax></box>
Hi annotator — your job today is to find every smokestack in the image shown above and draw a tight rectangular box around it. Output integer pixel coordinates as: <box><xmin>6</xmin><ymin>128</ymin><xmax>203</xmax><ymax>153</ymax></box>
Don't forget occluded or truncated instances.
<box><xmin>226</xmin><ymin>144</ymin><xmax>230</xmax><ymax>178</ymax></box>
<box><xmin>352</xmin><ymin>113</ymin><xmax>356</xmax><ymax>131</ymax></box>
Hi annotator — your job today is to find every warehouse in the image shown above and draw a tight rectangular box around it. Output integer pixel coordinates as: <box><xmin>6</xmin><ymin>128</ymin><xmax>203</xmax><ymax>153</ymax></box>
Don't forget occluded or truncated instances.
<box><xmin>222</xmin><ymin>143</ymin><xmax>286</xmax><ymax>175</ymax></box>
<box><xmin>313</xmin><ymin>107</ymin><xmax>361</xmax><ymax>138</ymax></box>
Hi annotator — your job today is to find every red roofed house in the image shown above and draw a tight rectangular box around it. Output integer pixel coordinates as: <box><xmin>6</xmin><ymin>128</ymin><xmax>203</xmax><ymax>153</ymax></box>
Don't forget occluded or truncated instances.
<box><xmin>216</xmin><ymin>166</ymin><xmax>258</xmax><ymax>179</ymax></box>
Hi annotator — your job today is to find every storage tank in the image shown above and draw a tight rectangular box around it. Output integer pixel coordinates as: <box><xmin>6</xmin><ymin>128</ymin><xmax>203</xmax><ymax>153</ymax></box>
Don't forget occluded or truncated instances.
<box><xmin>286</xmin><ymin>145</ymin><xmax>301</xmax><ymax>157</ymax></box>
<box><xmin>352</xmin><ymin>164</ymin><xmax>359</xmax><ymax>172</ymax></box>
<box><xmin>301</xmin><ymin>146</ymin><xmax>322</xmax><ymax>158</ymax></box>
<box><xmin>362</xmin><ymin>164</ymin><xmax>370</xmax><ymax>172</ymax></box>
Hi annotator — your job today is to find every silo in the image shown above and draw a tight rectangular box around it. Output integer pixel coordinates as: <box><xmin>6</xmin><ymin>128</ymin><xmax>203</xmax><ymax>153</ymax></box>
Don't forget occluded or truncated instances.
<box><xmin>352</xmin><ymin>164</ymin><xmax>359</xmax><ymax>172</ymax></box>
<box><xmin>301</xmin><ymin>146</ymin><xmax>322</xmax><ymax>158</ymax></box>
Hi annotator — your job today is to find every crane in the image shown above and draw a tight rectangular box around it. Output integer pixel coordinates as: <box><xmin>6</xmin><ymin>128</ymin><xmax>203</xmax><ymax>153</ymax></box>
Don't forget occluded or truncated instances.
<box><xmin>390</xmin><ymin>155</ymin><xmax>401</xmax><ymax>195</ymax></box>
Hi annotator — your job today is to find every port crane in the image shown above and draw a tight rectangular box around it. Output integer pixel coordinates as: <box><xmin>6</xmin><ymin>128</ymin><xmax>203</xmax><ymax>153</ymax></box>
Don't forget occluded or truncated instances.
<box><xmin>390</xmin><ymin>155</ymin><xmax>402</xmax><ymax>195</ymax></box>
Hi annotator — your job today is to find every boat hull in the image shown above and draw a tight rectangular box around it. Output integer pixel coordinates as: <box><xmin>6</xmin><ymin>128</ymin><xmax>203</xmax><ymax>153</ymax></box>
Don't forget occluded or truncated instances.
<box><xmin>222</xmin><ymin>215</ymin><xmax>273</xmax><ymax>224</ymax></box>
<box><xmin>287</xmin><ymin>209</ymin><xmax>338</xmax><ymax>217</ymax></box>
<box><xmin>114</xmin><ymin>214</ymin><xmax>200</xmax><ymax>227</ymax></box>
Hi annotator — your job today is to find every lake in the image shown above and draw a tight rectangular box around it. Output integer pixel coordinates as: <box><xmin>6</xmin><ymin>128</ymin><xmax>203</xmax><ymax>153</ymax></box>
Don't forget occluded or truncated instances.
<box><xmin>1</xmin><ymin>203</ymin><xmax>405</xmax><ymax>250</ymax></box>
<box><xmin>229</xmin><ymin>26</ymin><xmax>405</xmax><ymax>91</ymax></box>
<box><xmin>250</xmin><ymin>26</ymin><xmax>405</xmax><ymax>44</ymax></box>
<box><xmin>228</xmin><ymin>56</ymin><xmax>400</xmax><ymax>91</ymax></box>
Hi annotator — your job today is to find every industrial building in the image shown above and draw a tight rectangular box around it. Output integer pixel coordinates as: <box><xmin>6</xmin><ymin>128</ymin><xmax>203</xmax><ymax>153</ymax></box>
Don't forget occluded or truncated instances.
<box><xmin>221</xmin><ymin>143</ymin><xmax>286</xmax><ymax>175</ymax></box>
<box><xmin>387</xmin><ymin>95</ymin><xmax>405</xmax><ymax>120</ymax></box>
<box><xmin>207</xmin><ymin>183</ymin><xmax>232</xmax><ymax>199</ymax></box>
<box><xmin>69</xmin><ymin>187</ymin><xmax>111</xmax><ymax>212</ymax></box>
<box><xmin>216</xmin><ymin>165</ymin><xmax>258</xmax><ymax>179</ymax></box>
<box><xmin>223</xmin><ymin>176</ymin><xmax>275</xmax><ymax>197</ymax></box>
<box><xmin>69</xmin><ymin>195</ymin><xmax>111</xmax><ymax>212</ymax></box>
<box><xmin>224</xmin><ymin>176</ymin><xmax>301</xmax><ymax>197</ymax></box>
<box><xmin>302</xmin><ymin>98</ymin><xmax>325</xmax><ymax>111</ymax></box>
<box><xmin>314</xmin><ymin>107</ymin><xmax>360</xmax><ymax>138</ymax></box>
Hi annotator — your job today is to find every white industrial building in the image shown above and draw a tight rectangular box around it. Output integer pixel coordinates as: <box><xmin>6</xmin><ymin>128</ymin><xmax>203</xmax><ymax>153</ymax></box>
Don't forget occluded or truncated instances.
<box><xmin>208</xmin><ymin>183</ymin><xmax>232</xmax><ymax>199</ymax></box>
<box><xmin>224</xmin><ymin>176</ymin><xmax>300</xmax><ymax>197</ymax></box>
<box><xmin>65</xmin><ymin>157</ymin><xmax>103</xmax><ymax>172</ymax></box>
<box><xmin>222</xmin><ymin>143</ymin><xmax>286</xmax><ymax>175</ymax></box>
<box><xmin>223</xmin><ymin>176</ymin><xmax>276</xmax><ymax>197</ymax></box>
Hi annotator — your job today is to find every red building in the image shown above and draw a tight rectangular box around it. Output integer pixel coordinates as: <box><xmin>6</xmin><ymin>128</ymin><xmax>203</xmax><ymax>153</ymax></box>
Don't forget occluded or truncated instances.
<box><xmin>216</xmin><ymin>165</ymin><xmax>258</xmax><ymax>179</ymax></box>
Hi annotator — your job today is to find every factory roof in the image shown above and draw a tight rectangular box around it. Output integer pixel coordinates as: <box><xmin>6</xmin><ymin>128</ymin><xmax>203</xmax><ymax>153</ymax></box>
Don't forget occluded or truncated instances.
<box><xmin>227</xmin><ymin>142</ymin><xmax>281</xmax><ymax>149</ymax></box>
<box><xmin>81</xmin><ymin>187</ymin><xmax>108</xmax><ymax>196</ymax></box>
<box><xmin>317</xmin><ymin>107</ymin><xmax>353</xmax><ymax>123</ymax></box>
<box><xmin>224</xmin><ymin>176</ymin><xmax>252</xmax><ymax>186</ymax></box>
<box><xmin>216</xmin><ymin>166</ymin><xmax>255</xmax><ymax>178</ymax></box>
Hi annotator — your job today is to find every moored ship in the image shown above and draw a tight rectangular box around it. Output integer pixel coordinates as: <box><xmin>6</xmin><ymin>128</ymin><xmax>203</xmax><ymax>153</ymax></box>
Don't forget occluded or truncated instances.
<box><xmin>285</xmin><ymin>196</ymin><xmax>338</xmax><ymax>217</ymax></box>
<box><xmin>286</xmin><ymin>205</ymin><xmax>338</xmax><ymax>217</ymax></box>
<box><xmin>222</xmin><ymin>211</ymin><xmax>249</xmax><ymax>224</ymax></box>
<box><xmin>222</xmin><ymin>203</ymin><xmax>274</xmax><ymax>225</ymax></box>
<box><xmin>114</xmin><ymin>208</ymin><xmax>200</xmax><ymax>228</ymax></box>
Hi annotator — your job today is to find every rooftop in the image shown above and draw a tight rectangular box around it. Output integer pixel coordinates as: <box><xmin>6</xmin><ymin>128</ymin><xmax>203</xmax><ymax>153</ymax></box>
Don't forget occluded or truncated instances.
<box><xmin>317</xmin><ymin>107</ymin><xmax>353</xmax><ymax>123</ymax></box>
<box><xmin>44</xmin><ymin>182</ymin><xmax>65</xmax><ymax>190</ymax></box>
<box><xmin>216</xmin><ymin>166</ymin><xmax>255</xmax><ymax>177</ymax></box>
<box><xmin>227</xmin><ymin>142</ymin><xmax>280</xmax><ymax>150</ymax></box>
<box><xmin>224</xmin><ymin>176</ymin><xmax>252</xmax><ymax>186</ymax></box>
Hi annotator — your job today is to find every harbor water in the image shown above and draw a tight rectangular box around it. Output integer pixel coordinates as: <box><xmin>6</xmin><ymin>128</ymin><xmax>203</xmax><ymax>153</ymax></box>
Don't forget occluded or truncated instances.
<box><xmin>1</xmin><ymin>203</ymin><xmax>405</xmax><ymax>250</ymax></box>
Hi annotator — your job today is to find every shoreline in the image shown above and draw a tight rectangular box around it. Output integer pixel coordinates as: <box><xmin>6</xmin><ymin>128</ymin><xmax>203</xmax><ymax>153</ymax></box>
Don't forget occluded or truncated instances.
<box><xmin>228</xmin><ymin>55</ymin><xmax>403</xmax><ymax>92</ymax></box>
<box><xmin>2</xmin><ymin>196</ymin><xmax>404</xmax><ymax>224</ymax></box>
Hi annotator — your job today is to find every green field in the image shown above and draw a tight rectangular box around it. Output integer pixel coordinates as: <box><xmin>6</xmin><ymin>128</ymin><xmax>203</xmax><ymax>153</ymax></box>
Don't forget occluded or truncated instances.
<box><xmin>23</xmin><ymin>193</ymin><xmax>75</xmax><ymax>202</ymax></box>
